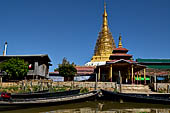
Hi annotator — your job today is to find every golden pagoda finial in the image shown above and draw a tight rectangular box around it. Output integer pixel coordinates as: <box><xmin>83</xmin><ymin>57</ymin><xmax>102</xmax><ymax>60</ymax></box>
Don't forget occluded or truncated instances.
<box><xmin>118</xmin><ymin>33</ymin><xmax>123</xmax><ymax>48</ymax></box>
<box><xmin>102</xmin><ymin>1</ymin><xmax>108</xmax><ymax>31</ymax></box>
<box><xmin>104</xmin><ymin>1</ymin><xmax>106</xmax><ymax>14</ymax></box>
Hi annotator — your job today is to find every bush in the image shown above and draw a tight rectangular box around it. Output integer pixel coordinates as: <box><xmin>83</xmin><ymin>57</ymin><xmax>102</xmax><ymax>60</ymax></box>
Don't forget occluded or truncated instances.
<box><xmin>80</xmin><ymin>87</ymin><xmax>89</xmax><ymax>93</ymax></box>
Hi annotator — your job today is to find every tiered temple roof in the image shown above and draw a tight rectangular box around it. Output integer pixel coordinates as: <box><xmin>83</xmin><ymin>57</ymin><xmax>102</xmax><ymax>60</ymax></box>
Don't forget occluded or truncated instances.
<box><xmin>108</xmin><ymin>34</ymin><xmax>133</xmax><ymax>62</ymax></box>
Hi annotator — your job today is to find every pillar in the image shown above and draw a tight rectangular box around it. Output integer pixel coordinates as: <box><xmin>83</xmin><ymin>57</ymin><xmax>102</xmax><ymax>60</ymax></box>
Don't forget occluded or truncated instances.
<box><xmin>139</xmin><ymin>71</ymin><xmax>141</xmax><ymax>84</ymax></box>
<box><xmin>131</xmin><ymin>65</ymin><xmax>134</xmax><ymax>84</ymax></box>
<box><xmin>134</xmin><ymin>74</ymin><xmax>136</xmax><ymax>84</ymax></box>
<box><xmin>98</xmin><ymin>67</ymin><xmax>100</xmax><ymax>81</ymax></box>
<box><xmin>128</xmin><ymin>67</ymin><xmax>131</xmax><ymax>84</ymax></box>
<box><xmin>109</xmin><ymin>64</ymin><xmax>112</xmax><ymax>82</ymax></box>
<box><xmin>154</xmin><ymin>73</ymin><xmax>157</xmax><ymax>91</ymax></box>
<box><xmin>144</xmin><ymin>68</ymin><xmax>146</xmax><ymax>84</ymax></box>
<box><xmin>128</xmin><ymin>67</ymin><xmax>130</xmax><ymax>79</ymax></box>
<box><xmin>137</xmin><ymin>72</ymin><xmax>139</xmax><ymax>85</ymax></box>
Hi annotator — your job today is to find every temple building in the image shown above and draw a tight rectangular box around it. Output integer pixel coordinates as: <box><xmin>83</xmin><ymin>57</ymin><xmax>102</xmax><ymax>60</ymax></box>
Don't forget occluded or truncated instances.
<box><xmin>96</xmin><ymin>35</ymin><xmax>147</xmax><ymax>84</ymax></box>
<box><xmin>49</xmin><ymin>3</ymin><xmax>170</xmax><ymax>84</ymax></box>
<box><xmin>84</xmin><ymin>3</ymin><xmax>147</xmax><ymax>84</ymax></box>
<box><xmin>86</xmin><ymin>3</ymin><xmax>116</xmax><ymax>66</ymax></box>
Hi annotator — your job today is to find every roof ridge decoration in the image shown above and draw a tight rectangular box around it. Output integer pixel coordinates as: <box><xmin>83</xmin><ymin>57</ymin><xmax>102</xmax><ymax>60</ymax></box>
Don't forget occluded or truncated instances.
<box><xmin>118</xmin><ymin>33</ymin><xmax>123</xmax><ymax>48</ymax></box>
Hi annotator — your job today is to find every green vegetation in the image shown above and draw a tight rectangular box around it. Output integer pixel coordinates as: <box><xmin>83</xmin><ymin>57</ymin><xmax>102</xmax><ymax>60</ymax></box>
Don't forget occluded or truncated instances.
<box><xmin>0</xmin><ymin>84</ymin><xmax>90</xmax><ymax>94</ymax></box>
<box><xmin>0</xmin><ymin>58</ymin><xmax>29</xmax><ymax>80</ymax></box>
<box><xmin>55</xmin><ymin>57</ymin><xmax>77</xmax><ymax>81</ymax></box>
<box><xmin>80</xmin><ymin>87</ymin><xmax>89</xmax><ymax>93</ymax></box>
<box><xmin>0</xmin><ymin>86</ymin><xmax>21</xmax><ymax>93</ymax></box>
<box><xmin>113</xmin><ymin>88</ymin><xmax>118</xmax><ymax>92</ymax></box>
<box><xmin>0</xmin><ymin>85</ymin><xmax>73</xmax><ymax>93</ymax></box>
<box><xmin>158</xmin><ymin>88</ymin><xmax>167</xmax><ymax>93</ymax></box>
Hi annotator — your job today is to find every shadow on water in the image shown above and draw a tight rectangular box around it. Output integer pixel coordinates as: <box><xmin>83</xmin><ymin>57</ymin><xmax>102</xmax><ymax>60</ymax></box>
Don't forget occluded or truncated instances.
<box><xmin>1</xmin><ymin>100</ymin><xmax>170</xmax><ymax>113</ymax></box>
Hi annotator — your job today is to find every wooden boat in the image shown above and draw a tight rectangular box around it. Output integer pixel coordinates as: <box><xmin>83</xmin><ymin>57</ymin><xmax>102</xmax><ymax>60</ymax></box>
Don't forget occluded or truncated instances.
<box><xmin>11</xmin><ymin>89</ymin><xmax>80</xmax><ymax>99</ymax></box>
<box><xmin>101</xmin><ymin>90</ymin><xmax>170</xmax><ymax>104</ymax></box>
<box><xmin>0</xmin><ymin>90</ymin><xmax>99</xmax><ymax>106</ymax></box>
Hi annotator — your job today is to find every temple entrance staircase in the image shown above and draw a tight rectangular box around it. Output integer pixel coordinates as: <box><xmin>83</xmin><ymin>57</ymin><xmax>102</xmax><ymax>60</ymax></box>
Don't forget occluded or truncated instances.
<box><xmin>120</xmin><ymin>84</ymin><xmax>152</xmax><ymax>94</ymax></box>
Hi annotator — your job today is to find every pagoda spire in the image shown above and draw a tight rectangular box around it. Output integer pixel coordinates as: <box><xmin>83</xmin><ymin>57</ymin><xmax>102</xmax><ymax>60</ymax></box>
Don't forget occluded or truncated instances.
<box><xmin>118</xmin><ymin>33</ymin><xmax>123</xmax><ymax>48</ymax></box>
<box><xmin>102</xmin><ymin>2</ymin><xmax>108</xmax><ymax>32</ymax></box>
<box><xmin>90</xmin><ymin>2</ymin><xmax>116</xmax><ymax>63</ymax></box>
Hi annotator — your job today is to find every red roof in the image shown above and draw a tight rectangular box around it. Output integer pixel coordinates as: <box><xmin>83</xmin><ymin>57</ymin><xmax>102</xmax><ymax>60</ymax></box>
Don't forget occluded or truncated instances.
<box><xmin>135</xmin><ymin>71</ymin><xmax>170</xmax><ymax>76</ymax></box>
<box><xmin>49</xmin><ymin>72</ymin><xmax>59</xmax><ymax>74</ymax></box>
<box><xmin>113</xmin><ymin>47</ymin><xmax>128</xmax><ymax>51</ymax></box>
<box><xmin>51</xmin><ymin>66</ymin><xmax>95</xmax><ymax>75</ymax></box>
<box><xmin>75</xmin><ymin>66</ymin><xmax>95</xmax><ymax>71</ymax></box>
<box><xmin>110</xmin><ymin>53</ymin><xmax>132</xmax><ymax>57</ymax></box>
<box><xmin>107</xmin><ymin>59</ymin><xmax>137</xmax><ymax>64</ymax></box>
<box><xmin>75</xmin><ymin>66</ymin><xmax>95</xmax><ymax>75</ymax></box>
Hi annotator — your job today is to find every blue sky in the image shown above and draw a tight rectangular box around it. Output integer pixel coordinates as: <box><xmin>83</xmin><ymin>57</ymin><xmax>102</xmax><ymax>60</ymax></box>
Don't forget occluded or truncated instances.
<box><xmin>0</xmin><ymin>0</ymin><xmax>170</xmax><ymax>72</ymax></box>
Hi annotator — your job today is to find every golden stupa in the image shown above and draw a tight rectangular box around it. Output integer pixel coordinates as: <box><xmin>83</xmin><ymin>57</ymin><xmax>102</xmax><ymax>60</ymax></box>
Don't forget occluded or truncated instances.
<box><xmin>91</xmin><ymin>3</ymin><xmax>116</xmax><ymax>62</ymax></box>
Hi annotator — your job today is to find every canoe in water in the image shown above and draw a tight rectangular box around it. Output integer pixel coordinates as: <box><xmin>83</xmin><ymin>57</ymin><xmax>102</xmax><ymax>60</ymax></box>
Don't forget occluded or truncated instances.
<box><xmin>0</xmin><ymin>90</ymin><xmax>99</xmax><ymax>106</ymax></box>
<box><xmin>101</xmin><ymin>90</ymin><xmax>170</xmax><ymax>105</ymax></box>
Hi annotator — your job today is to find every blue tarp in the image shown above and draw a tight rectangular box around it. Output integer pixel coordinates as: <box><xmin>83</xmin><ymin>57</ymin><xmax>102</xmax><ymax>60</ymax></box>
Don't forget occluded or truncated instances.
<box><xmin>49</xmin><ymin>76</ymin><xmax>91</xmax><ymax>82</ymax></box>
<box><xmin>74</xmin><ymin>76</ymin><xmax>90</xmax><ymax>81</ymax></box>
<box><xmin>157</xmin><ymin>77</ymin><xmax>165</xmax><ymax>80</ymax></box>
<box><xmin>49</xmin><ymin>76</ymin><xmax>64</xmax><ymax>82</ymax></box>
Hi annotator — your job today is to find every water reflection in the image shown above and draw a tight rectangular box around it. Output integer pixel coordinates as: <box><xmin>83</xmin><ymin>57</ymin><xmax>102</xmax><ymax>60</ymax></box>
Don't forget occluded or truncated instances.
<box><xmin>40</xmin><ymin>108</ymin><xmax>170</xmax><ymax>113</ymax></box>
<box><xmin>1</xmin><ymin>101</ymin><xmax>170</xmax><ymax>113</ymax></box>
<box><xmin>41</xmin><ymin>108</ymin><xmax>170</xmax><ymax>113</ymax></box>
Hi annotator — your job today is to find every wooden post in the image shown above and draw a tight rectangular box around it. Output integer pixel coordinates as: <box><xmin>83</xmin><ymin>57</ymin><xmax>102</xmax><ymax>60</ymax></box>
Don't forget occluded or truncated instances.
<box><xmin>109</xmin><ymin>64</ymin><xmax>112</xmax><ymax>82</ymax></box>
<box><xmin>139</xmin><ymin>71</ymin><xmax>141</xmax><ymax>84</ymax></box>
<box><xmin>95</xmin><ymin>73</ymin><xmax>97</xmax><ymax>90</ymax></box>
<box><xmin>129</xmin><ymin>69</ymin><xmax>130</xmax><ymax>80</ymax></box>
<box><xmin>137</xmin><ymin>72</ymin><xmax>139</xmax><ymax>85</ymax></box>
<box><xmin>154</xmin><ymin>73</ymin><xmax>157</xmax><ymax>91</ymax></box>
<box><xmin>119</xmin><ymin>71</ymin><xmax>122</xmax><ymax>93</ymax></box>
<box><xmin>0</xmin><ymin>76</ymin><xmax>2</xmax><ymax>85</ymax></box>
<box><xmin>98</xmin><ymin>67</ymin><xmax>101</xmax><ymax>81</ymax></box>
<box><xmin>144</xmin><ymin>68</ymin><xmax>146</xmax><ymax>84</ymax></box>
<box><xmin>128</xmin><ymin>67</ymin><xmax>130</xmax><ymax>83</ymax></box>
<box><xmin>131</xmin><ymin>65</ymin><xmax>134</xmax><ymax>84</ymax></box>
<box><xmin>40</xmin><ymin>78</ymin><xmax>42</xmax><ymax>91</ymax></box>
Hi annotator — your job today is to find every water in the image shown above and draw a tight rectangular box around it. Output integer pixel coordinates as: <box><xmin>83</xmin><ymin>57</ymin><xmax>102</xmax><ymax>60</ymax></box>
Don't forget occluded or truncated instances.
<box><xmin>0</xmin><ymin>100</ymin><xmax>170</xmax><ymax>113</ymax></box>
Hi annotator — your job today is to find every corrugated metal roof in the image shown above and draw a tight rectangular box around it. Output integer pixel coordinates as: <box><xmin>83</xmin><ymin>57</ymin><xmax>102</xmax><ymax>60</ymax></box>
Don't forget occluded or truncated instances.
<box><xmin>0</xmin><ymin>54</ymin><xmax>48</xmax><ymax>57</ymax></box>
<box><xmin>147</xmin><ymin>65</ymin><xmax>170</xmax><ymax>69</ymax></box>
<box><xmin>136</xmin><ymin>59</ymin><xmax>170</xmax><ymax>63</ymax></box>
<box><xmin>0</xmin><ymin>54</ymin><xmax>51</xmax><ymax>62</ymax></box>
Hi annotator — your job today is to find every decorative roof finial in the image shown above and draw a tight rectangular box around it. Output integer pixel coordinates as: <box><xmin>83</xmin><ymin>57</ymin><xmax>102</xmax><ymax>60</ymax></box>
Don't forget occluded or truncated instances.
<box><xmin>102</xmin><ymin>1</ymin><xmax>108</xmax><ymax>32</ymax></box>
<box><xmin>118</xmin><ymin>33</ymin><xmax>123</xmax><ymax>48</ymax></box>
<box><xmin>103</xmin><ymin>1</ymin><xmax>107</xmax><ymax>17</ymax></box>
<box><xmin>104</xmin><ymin>1</ymin><xmax>106</xmax><ymax>10</ymax></box>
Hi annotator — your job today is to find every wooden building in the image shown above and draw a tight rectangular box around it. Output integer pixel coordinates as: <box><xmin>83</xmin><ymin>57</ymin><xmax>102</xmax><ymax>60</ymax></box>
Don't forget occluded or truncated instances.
<box><xmin>96</xmin><ymin>35</ymin><xmax>146</xmax><ymax>84</ymax></box>
<box><xmin>0</xmin><ymin>54</ymin><xmax>51</xmax><ymax>79</ymax></box>
<box><xmin>136</xmin><ymin>59</ymin><xmax>170</xmax><ymax>83</ymax></box>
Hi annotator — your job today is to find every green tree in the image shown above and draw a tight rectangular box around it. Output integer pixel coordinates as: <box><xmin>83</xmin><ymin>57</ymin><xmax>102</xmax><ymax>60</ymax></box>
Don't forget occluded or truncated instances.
<box><xmin>0</xmin><ymin>58</ymin><xmax>29</xmax><ymax>80</ymax></box>
<box><xmin>56</xmin><ymin>57</ymin><xmax>77</xmax><ymax>81</ymax></box>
